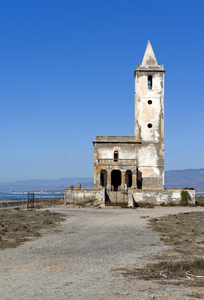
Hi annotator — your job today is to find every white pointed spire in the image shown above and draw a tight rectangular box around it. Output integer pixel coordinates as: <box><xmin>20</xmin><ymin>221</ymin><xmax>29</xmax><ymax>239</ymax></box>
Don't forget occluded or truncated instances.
<box><xmin>141</xmin><ymin>41</ymin><xmax>158</xmax><ymax>66</ymax></box>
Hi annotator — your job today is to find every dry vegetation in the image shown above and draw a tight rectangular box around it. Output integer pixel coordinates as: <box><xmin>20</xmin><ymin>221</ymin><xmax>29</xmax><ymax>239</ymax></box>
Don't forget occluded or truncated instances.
<box><xmin>66</xmin><ymin>198</ymin><xmax>99</xmax><ymax>207</ymax></box>
<box><xmin>2</xmin><ymin>197</ymin><xmax>204</xmax><ymax>292</ymax></box>
<box><xmin>121</xmin><ymin>257</ymin><xmax>204</xmax><ymax>285</ymax></box>
<box><xmin>35</xmin><ymin>197</ymin><xmax>64</xmax><ymax>208</ymax></box>
<box><xmin>119</xmin><ymin>210</ymin><xmax>204</xmax><ymax>287</ymax></box>
<box><xmin>0</xmin><ymin>208</ymin><xmax>66</xmax><ymax>249</ymax></box>
<box><xmin>195</xmin><ymin>195</ymin><xmax>204</xmax><ymax>206</ymax></box>
<box><xmin>150</xmin><ymin>211</ymin><xmax>204</xmax><ymax>253</ymax></box>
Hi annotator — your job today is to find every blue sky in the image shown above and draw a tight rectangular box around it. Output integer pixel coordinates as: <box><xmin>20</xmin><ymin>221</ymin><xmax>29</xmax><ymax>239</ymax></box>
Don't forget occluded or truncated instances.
<box><xmin>0</xmin><ymin>0</ymin><xmax>204</xmax><ymax>182</ymax></box>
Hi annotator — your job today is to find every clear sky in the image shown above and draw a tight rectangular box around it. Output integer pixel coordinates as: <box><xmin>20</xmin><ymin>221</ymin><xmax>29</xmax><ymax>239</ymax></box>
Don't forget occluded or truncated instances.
<box><xmin>0</xmin><ymin>0</ymin><xmax>204</xmax><ymax>182</ymax></box>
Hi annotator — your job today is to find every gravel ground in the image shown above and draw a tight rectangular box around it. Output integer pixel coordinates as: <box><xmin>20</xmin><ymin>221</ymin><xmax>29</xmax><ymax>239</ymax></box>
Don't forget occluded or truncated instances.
<box><xmin>1</xmin><ymin>206</ymin><xmax>204</xmax><ymax>300</ymax></box>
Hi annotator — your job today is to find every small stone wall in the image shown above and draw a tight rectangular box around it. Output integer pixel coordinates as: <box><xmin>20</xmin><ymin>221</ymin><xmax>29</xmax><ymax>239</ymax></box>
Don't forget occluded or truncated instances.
<box><xmin>128</xmin><ymin>189</ymin><xmax>196</xmax><ymax>207</ymax></box>
<box><xmin>65</xmin><ymin>188</ymin><xmax>105</xmax><ymax>206</ymax></box>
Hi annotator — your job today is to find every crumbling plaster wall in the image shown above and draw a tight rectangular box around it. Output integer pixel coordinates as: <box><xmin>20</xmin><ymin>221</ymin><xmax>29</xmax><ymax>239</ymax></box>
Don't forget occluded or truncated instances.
<box><xmin>94</xmin><ymin>141</ymin><xmax>138</xmax><ymax>189</ymax></box>
<box><xmin>134</xmin><ymin>69</ymin><xmax>164</xmax><ymax>189</ymax></box>
<box><xmin>128</xmin><ymin>189</ymin><xmax>196</xmax><ymax>207</ymax></box>
<box><xmin>65</xmin><ymin>188</ymin><xmax>105</xmax><ymax>205</ymax></box>
<box><xmin>96</xmin><ymin>142</ymin><xmax>137</xmax><ymax>160</ymax></box>
<box><xmin>93</xmin><ymin>139</ymin><xmax>164</xmax><ymax>189</ymax></box>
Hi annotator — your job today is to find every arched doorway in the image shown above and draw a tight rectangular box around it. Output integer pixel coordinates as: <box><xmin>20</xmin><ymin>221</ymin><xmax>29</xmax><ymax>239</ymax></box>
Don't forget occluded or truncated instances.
<box><xmin>111</xmin><ymin>170</ymin><xmax>121</xmax><ymax>191</ymax></box>
<box><xmin>100</xmin><ymin>170</ymin><xmax>107</xmax><ymax>187</ymax></box>
<box><xmin>125</xmin><ymin>170</ymin><xmax>132</xmax><ymax>188</ymax></box>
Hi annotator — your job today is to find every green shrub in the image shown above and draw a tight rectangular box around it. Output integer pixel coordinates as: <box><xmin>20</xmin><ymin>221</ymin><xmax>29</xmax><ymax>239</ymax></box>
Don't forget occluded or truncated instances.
<box><xmin>180</xmin><ymin>190</ymin><xmax>191</xmax><ymax>206</ymax></box>
<box><xmin>121</xmin><ymin>204</ymin><xmax>129</xmax><ymax>208</ymax></box>
<box><xmin>159</xmin><ymin>201</ymin><xmax>177</xmax><ymax>207</ymax></box>
<box><xmin>137</xmin><ymin>202</ymin><xmax>155</xmax><ymax>208</ymax></box>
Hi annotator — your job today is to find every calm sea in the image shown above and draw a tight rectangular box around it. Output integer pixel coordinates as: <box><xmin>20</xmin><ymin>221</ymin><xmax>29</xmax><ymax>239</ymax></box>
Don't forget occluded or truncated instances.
<box><xmin>0</xmin><ymin>193</ymin><xmax>64</xmax><ymax>200</ymax></box>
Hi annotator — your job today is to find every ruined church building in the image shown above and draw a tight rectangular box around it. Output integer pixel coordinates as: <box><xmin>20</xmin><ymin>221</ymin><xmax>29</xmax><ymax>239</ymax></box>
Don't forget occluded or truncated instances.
<box><xmin>93</xmin><ymin>41</ymin><xmax>164</xmax><ymax>192</ymax></box>
<box><xmin>65</xmin><ymin>42</ymin><xmax>195</xmax><ymax>206</ymax></box>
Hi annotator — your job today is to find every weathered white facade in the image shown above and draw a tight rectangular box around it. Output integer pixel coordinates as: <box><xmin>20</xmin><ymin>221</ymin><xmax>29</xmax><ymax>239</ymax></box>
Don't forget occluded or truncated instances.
<box><xmin>93</xmin><ymin>41</ymin><xmax>165</xmax><ymax>192</ymax></box>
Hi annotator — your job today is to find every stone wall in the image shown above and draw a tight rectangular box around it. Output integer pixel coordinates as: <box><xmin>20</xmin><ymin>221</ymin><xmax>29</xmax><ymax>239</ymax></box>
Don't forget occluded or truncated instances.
<box><xmin>93</xmin><ymin>138</ymin><xmax>164</xmax><ymax>190</ymax></box>
<box><xmin>64</xmin><ymin>188</ymin><xmax>105</xmax><ymax>206</ymax></box>
<box><xmin>128</xmin><ymin>189</ymin><xmax>195</xmax><ymax>207</ymax></box>
<box><xmin>93</xmin><ymin>138</ymin><xmax>139</xmax><ymax>190</ymax></box>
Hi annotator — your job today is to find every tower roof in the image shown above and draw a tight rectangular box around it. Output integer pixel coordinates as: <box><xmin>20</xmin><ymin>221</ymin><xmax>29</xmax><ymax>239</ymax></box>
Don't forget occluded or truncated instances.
<box><xmin>141</xmin><ymin>41</ymin><xmax>158</xmax><ymax>66</ymax></box>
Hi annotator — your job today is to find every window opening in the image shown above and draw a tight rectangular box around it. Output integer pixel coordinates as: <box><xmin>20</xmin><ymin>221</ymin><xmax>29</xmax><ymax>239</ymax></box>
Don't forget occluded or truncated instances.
<box><xmin>147</xmin><ymin>123</ymin><xmax>152</xmax><ymax>128</ymax></box>
<box><xmin>148</xmin><ymin>75</ymin><xmax>152</xmax><ymax>90</ymax></box>
<box><xmin>148</xmin><ymin>100</ymin><xmax>152</xmax><ymax>105</ymax></box>
<box><xmin>114</xmin><ymin>150</ymin><xmax>119</xmax><ymax>161</ymax></box>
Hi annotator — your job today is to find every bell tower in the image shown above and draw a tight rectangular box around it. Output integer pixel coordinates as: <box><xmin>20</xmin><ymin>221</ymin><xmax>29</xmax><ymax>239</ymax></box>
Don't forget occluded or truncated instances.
<box><xmin>134</xmin><ymin>41</ymin><xmax>165</xmax><ymax>188</ymax></box>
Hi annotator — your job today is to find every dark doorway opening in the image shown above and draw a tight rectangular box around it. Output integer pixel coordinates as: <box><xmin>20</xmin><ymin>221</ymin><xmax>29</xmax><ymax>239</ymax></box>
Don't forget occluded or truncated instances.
<box><xmin>100</xmin><ymin>170</ymin><xmax>107</xmax><ymax>187</ymax></box>
<box><xmin>137</xmin><ymin>168</ymin><xmax>143</xmax><ymax>189</ymax></box>
<box><xmin>125</xmin><ymin>170</ymin><xmax>132</xmax><ymax>188</ymax></box>
<box><xmin>111</xmin><ymin>170</ymin><xmax>121</xmax><ymax>191</ymax></box>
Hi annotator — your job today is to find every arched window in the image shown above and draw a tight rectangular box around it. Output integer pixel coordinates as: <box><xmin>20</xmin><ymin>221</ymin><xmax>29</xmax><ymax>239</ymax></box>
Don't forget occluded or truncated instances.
<box><xmin>114</xmin><ymin>150</ymin><xmax>119</xmax><ymax>161</ymax></box>
<box><xmin>148</xmin><ymin>75</ymin><xmax>152</xmax><ymax>90</ymax></box>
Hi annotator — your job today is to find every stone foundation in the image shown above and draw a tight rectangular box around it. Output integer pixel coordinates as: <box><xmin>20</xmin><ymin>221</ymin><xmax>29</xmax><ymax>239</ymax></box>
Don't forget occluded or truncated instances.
<box><xmin>128</xmin><ymin>189</ymin><xmax>195</xmax><ymax>207</ymax></box>
<box><xmin>65</xmin><ymin>187</ymin><xmax>195</xmax><ymax>207</ymax></box>
<box><xmin>65</xmin><ymin>188</ymin><xmax>105</xmax><ymax>206</ymax></box>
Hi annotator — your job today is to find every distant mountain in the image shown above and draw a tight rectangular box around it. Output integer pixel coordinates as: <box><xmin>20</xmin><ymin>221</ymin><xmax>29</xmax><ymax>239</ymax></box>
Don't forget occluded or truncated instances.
<box><xmin>165</xmin><ymin>168</ymin><xmax>204</xmax><ymax>192</ymax></box>
<box><xmin>0</xmin><ymin>177</ymin><xmax>94</xmax><ymax>193</ymax></box>
<box><xmin>0</xmin><ymin>168</ymin><xmax>203</xmax><ymax>193</ymax></box>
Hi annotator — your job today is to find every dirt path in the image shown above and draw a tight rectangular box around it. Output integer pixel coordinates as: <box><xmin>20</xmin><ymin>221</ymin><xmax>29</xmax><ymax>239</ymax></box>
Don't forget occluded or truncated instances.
<box><xmin>1</xmin><ymin>206</ymin><xmax>204</xmax><ymax>300</ymax></box>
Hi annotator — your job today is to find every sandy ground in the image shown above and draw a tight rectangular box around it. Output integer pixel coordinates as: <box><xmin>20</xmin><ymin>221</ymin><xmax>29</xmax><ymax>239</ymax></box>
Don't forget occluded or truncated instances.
<box><xmin>1</xmin><ymin>206</ymin><xmax>204</xmax><ymax>300</ymax></box>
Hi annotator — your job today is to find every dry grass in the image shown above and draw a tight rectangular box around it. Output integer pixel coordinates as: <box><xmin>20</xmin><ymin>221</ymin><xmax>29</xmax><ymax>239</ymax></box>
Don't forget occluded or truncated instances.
<box><xmin>136</xmin><ymin>201</ymin><xmax>155</xmax><ymax>208</ymax></box>
<box><xmin>0</xmin><ymin>209</ymin><xmax>66</xmax><ymax>249</ymax></box>
<box><xmin>79</xmin><ymin>198</ymin><xmax>95</xmax><ymax>207</ymax></box>
<box><xmin>122</xmin><ymin>257</ymin><xmax>204</xmax><ymax>280</ymax></box>
<box><xmin>35</xmin><ymin>197</ymin><xmax>64</xmax><ymax>208</ymax></box>
<box><xmin>66</xmin><ymin>198</ymin><xmax>99</xmax><ymax>207</ymax></box>
<box><xmin>118</xmin><ymin>211</ymin><xmax>204</xmax><ymax>286</ymax></box>
<box><xmin>149</xmin><ymin>212</ymin><xmax>204</xmax><ymax>255</ymax></box>
<box><xmin>196</xmin><ymin>196</ymin><xmax>204</xmax><ymax>207</ymax></box>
